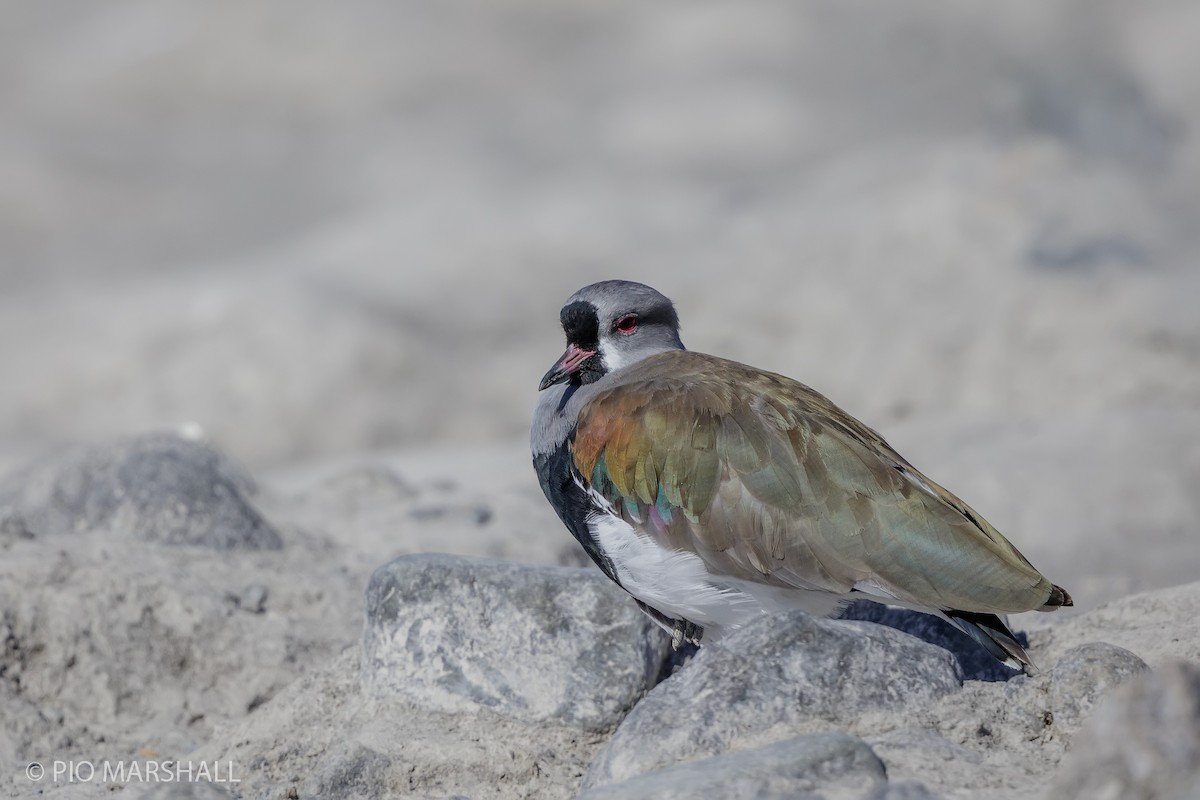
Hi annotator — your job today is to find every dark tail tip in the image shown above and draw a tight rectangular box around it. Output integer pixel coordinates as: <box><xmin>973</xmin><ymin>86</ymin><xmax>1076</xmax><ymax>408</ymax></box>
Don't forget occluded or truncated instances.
<box><xmin>946</xmin><ymin>610</ymin><xmax>1036</xmax><ymax>675</ymax></box>
<box><xmin>1042</xmin><ymin>583</ymin><xmax>1074</xmax><ymax>609</ymax></box>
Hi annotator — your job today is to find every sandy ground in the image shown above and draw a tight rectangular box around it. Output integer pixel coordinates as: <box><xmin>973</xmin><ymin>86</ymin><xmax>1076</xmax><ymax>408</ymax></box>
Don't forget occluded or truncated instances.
<box><xmin>1</xmin><ymin>2</ymin><xmax>1198</xmax><ymax>798</ymax></box>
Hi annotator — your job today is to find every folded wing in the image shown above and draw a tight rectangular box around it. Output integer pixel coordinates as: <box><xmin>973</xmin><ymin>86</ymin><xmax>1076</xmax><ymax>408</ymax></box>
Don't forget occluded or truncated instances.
<box><xmin>571</xmin><ymin>351</ymin><xmax>1058</xmax><ymax>616</ymax></box>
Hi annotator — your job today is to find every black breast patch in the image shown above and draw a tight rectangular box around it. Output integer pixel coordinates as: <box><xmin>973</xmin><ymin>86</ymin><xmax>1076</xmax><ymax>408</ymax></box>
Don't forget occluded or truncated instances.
<box><xmin>532</xmin><ymin>433</ymin><xmax>621</xmax><ymax>587</ymax></box>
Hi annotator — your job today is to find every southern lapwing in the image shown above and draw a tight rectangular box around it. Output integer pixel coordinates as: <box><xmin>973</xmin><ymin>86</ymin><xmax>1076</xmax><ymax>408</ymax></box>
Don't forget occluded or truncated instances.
<box><xmin>531</xmin><ymin>280</ymin><xmax>1072</xmax><ymax>673</ymax></box>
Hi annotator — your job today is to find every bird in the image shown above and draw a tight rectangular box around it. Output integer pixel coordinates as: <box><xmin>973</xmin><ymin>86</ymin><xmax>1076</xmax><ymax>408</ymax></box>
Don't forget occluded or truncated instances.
<box><xmin>531</xmin><ymin>280</ymin><xmax>1072</xmax><ymax>673</ymax></box>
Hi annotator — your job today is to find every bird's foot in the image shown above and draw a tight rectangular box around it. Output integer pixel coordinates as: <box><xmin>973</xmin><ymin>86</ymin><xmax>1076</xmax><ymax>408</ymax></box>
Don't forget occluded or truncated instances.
<box><xmin>670</xmin><ymin>618</ymin><xmax>704</xmax><ymax>651</ymax></box>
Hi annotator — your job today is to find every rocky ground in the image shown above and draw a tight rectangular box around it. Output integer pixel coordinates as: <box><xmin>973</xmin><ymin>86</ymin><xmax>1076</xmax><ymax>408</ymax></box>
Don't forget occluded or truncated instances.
<box><xmin>1</xmin><ymin>433</ymin><xmax>1198</xmax><ymax>799</ymax></box>
<box><xmin>2</xmin><ymin>2</ymin><xmax>1199</xmax><ymax>798</ymax></box>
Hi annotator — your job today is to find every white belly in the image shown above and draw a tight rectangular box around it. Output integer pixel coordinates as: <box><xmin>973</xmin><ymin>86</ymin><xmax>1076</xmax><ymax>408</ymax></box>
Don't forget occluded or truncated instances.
<box><xmin>588</xmin><ymin>512</ymin><xmax>846</xmax><ymax>640</ymax></box>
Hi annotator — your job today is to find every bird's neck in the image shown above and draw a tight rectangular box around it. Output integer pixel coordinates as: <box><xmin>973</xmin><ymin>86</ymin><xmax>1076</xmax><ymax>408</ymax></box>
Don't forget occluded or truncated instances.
<box><xmin>531</xmin><ymin>379</ymin><xmax>604</xmax><ymax>456</ymax></box>
<box><xmin>531</xmin><ymin>339</ymin><xmax>686</xmax><ymax>457</ymax></box>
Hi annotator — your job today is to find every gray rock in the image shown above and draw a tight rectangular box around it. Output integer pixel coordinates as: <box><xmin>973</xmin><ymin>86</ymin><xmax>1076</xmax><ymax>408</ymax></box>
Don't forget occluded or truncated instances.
<box><xmin>577</xmin><ymin>731</ymin><xmax>887</xmax><ymax>800</ymax></box>
<box><xmin>362</xmin><ymin>554</ymin><xmax>668</xmax><ymax>730</ymax></box>
<box><xmin>1047</xmin><ymin>642</ymin><xmax>1148</xmax><ymax>735</ymax></box>
<box><xmin>1051</xmin><ymin>660</ymin><xmax>1200</xmax><ymax>800</ymax></box>
<box><xmin>0</xmin><ymin>432</ymin><xmax>280</xmax><ymax>549</ymax></box>
<box><xmin>583</xmin><ymin>611</ymin><xmax>963</xmax><ymax>789</ymax></box>
<box><xmin>235</xmin><ymin>584</ymin><xmax>270</xmax><ymax>614</ymax></box>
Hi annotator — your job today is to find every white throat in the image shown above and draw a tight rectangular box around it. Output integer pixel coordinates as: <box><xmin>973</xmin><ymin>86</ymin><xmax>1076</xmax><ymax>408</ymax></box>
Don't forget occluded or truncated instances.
<box><xmin>599</xmin><ymin>340</ymin><xmax>636</xmax><ymax>373</ymax></box>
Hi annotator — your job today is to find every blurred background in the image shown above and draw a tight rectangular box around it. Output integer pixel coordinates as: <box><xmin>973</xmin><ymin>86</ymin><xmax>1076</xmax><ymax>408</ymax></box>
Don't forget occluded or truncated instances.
<box><xmin>1</xmin><ymin>1</ymin><xmax>1198</xmax><ymax>607</ymax></box>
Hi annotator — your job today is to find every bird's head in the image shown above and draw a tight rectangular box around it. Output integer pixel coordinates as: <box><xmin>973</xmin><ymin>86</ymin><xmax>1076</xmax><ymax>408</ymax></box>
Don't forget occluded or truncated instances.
<box><xmin>538</xmin><ymin>280</ymin><xmax>685</xmax><ymax>391</ymax></box>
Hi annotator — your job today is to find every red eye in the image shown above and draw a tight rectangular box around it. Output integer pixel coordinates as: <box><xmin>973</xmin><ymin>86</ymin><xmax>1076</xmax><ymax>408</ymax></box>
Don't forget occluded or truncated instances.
<box><xmin>614</xmin><ymin>314</ymin><xmax>639</xmax><ymax>334</ymax></box>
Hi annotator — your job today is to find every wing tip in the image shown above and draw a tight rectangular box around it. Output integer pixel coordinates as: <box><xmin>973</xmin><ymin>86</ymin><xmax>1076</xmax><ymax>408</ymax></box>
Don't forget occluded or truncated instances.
<box><xmin>1039</xmin><ymin>583</ymin><xmax>1074</xmax><ymax>610</ymax></box>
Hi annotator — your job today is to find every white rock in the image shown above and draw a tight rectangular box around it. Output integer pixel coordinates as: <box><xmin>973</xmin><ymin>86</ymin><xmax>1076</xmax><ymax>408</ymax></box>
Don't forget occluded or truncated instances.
<box><xmin>362</xmin><ymin>553</ymin><xmax>669</xmax><ymax>730</ymax></box>
<box><xmin>582</xmin><ymin>611</ymin><xmax>963</xmax><ymax>790</ymax></box>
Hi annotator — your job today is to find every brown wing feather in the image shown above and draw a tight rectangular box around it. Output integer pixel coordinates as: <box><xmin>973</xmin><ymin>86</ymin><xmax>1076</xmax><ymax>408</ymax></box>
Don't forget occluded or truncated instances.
<box><xmin>572</xmin><ymin>351</ymin><xmax>1057</xmax><ymax>614</ymax></box>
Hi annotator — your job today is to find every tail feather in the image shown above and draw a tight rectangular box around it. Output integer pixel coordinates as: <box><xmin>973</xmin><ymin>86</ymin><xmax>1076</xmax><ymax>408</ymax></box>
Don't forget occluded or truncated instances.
<box><xmin>945</xmin><ymin>610</ymin><xmax>1037</xmax><ymax>675</ymax></box>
